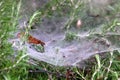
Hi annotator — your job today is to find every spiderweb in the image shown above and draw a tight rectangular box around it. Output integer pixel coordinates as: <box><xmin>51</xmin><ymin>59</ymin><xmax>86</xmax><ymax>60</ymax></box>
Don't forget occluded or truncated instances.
<box><xmin>9</xmin><ymin>0</ymin><xmax>120</xmax><ymax>67</ymax></box>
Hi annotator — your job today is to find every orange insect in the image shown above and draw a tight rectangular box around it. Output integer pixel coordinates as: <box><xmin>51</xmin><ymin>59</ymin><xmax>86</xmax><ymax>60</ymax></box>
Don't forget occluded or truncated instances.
<box><xmin>17</xmin><ymin>32</ymin><xmax>45</xmax><ymax>46</ymax></box>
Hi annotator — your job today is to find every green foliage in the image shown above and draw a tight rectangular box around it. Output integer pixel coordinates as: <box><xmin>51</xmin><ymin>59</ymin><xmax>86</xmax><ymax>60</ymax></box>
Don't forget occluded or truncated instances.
<box><xmin>0</xmin><ymin>0</ymin><xmax>29</xmax><ymax>80</ymax></box>
<box><xmin>65</xmin><ymin>31</ymin><xmax>77</xmax><ymax>42</ymax></box>
<box><xmin>33</xmin><ymin>44</ymin><xmax>44</xmax><ymax>53</ymax></box>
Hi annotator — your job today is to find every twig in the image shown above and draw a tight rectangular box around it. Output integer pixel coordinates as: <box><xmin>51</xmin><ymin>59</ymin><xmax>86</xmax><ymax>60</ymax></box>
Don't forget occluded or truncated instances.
<box><xmin>29</xmin><ymin>69</ymin><xmax>66</xmax><ymax>78</ymax></box>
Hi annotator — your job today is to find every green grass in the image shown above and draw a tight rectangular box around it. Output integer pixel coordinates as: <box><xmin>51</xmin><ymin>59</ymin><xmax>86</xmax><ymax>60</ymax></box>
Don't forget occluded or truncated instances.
<box><xmin>0</xmin><ymin>0</ymin><xmax>29</xmax><ymax>80</ymax></box>
<box><xmin>0</xmin><ymin>0</ymin><xmax>120</xmax><ymax>80</ymax></box>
